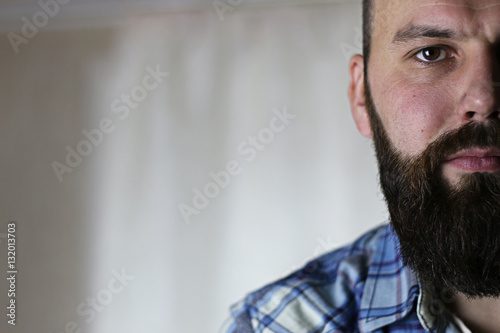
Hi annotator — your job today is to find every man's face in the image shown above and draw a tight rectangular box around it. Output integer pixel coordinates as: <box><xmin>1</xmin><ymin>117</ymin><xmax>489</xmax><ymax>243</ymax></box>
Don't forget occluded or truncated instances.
<box><xmin>349</xmin><ymin>0</ymin><xmax>500</xmax><ymax>297</ymax></box>
<box><xmin>367</xmin><ymin>0</ymin><xmax>500</xmax><ymax>186</ymax></box>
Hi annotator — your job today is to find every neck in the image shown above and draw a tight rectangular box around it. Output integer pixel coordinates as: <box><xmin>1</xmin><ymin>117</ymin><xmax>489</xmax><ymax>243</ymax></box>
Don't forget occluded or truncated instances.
<box><xmin>448</xmin><ymin>293</ymin><xmax>500</xmax><ymax>333</ymax></box>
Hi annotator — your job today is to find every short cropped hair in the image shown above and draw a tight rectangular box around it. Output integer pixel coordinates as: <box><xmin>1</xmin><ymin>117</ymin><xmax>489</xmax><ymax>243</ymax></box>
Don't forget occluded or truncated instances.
<box><xmin>362</xmin><ymin>0</ymin><xmax>373</xmax><ymax>68</ymax></box>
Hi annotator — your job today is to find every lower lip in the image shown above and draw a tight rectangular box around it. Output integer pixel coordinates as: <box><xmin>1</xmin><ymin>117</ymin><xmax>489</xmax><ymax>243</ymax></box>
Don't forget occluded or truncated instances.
<box><xmin>445</xmin><ymin>156</ymin><xmax>500</xmax><ymax>172</ymax></box>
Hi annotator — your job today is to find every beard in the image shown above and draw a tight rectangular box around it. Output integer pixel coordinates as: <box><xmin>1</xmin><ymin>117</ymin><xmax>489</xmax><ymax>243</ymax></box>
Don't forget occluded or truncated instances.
<box><xmin>364</xmin><ymin>81</ymin><xmax>500</xmax><ymax>298</ymax></box>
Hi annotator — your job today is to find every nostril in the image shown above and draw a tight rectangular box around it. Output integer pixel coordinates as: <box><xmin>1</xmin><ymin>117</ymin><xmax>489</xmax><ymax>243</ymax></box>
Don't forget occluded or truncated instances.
<box><xmin>491</xmin><ymin>110</ymin><xmax>500</xmax><ymax>118</ymax></box>
<box><xmin>466</xmin><ymin>111</ymin><xmax>475</xmax><ymax>118</ymax></box>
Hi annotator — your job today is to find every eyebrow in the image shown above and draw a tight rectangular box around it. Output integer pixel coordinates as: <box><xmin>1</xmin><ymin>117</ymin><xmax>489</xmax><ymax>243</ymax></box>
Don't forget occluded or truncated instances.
<box><xmin>392</xmin><ymin>24</ymin><xmax>463</xmax><ymax>44</ymax></box>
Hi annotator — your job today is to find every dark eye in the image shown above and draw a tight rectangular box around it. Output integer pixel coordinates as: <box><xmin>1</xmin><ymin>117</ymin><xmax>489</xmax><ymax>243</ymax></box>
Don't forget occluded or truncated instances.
<box><xmin>415</xmin><ymin>47</ymin><xmax>447</xmax><ymax>62</ymax></box>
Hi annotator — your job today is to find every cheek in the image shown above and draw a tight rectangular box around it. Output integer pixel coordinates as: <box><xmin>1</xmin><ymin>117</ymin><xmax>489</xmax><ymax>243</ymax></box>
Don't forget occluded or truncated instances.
<box><xmin>383</xmin><ymin>83</ymin><xmax>452</xmax><ymax>155</ymax></box>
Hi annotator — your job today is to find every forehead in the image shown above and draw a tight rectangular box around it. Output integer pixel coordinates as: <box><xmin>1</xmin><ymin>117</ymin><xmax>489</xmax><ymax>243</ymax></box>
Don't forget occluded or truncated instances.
<box><xmin>372</xmin><ymin>0</ymin><xmax>500</xmax><ymax>41</ymax></box>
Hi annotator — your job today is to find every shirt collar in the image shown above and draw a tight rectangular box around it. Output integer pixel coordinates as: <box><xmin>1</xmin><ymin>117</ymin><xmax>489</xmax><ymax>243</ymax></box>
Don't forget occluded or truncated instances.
<box><xmin>417</xmin><ymin>281</ymin><xmax>467</xmax><ymax>333</ymax></box>
<box><xmin>358</xmin><ymin>224</ymin><xmax>420</xmax><ymax>332</ymax></box>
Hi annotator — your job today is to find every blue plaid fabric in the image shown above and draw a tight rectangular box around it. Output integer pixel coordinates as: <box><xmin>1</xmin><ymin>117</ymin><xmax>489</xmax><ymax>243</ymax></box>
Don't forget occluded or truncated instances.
<box><xmin>224</xmin><ymin>224</ymin><xmax>467</xmax><ymax>333</ymax></box>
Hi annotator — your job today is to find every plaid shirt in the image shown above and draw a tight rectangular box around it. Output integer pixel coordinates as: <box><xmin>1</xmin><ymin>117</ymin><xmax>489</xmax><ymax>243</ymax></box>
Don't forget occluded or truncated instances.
<box><xmin>224</xmin><ymin>224</ymin><xmax>469</xmax><ymax>333</ymax></box>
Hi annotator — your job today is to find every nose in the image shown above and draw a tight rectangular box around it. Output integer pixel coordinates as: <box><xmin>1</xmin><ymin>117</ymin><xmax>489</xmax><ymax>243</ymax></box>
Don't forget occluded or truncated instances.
<box><xmin>458</xmin><ymin>49</ymin><xmax>500</xmax><ymax>122</ymax></box>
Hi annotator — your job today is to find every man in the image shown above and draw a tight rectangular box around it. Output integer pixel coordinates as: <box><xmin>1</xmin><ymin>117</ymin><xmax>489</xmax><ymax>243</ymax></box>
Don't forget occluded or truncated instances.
<box><xmin>225</xmin><ymin>0</ymin><xmax>500</xmax><ymax>332</ymax></box>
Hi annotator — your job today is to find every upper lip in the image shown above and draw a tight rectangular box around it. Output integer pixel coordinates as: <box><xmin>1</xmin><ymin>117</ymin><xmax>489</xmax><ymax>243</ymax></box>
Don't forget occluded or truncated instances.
<box><xmin>445</xmin><ymin>147</ymin><xmax>500</xmax><ymax>161</ymax></box>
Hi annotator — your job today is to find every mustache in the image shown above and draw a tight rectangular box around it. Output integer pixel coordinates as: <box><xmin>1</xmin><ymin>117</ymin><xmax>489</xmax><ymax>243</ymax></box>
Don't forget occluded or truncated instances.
<box><xmin>408</xmin><ymin>120</ymin><xmax>500</xmax><ymax>173</ymax></box>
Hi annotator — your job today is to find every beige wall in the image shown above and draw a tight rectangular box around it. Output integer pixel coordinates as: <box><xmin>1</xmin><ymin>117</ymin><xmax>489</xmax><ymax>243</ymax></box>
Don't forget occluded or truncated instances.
<box><xmin>0</xmin><ymin>1</ymin><xmax>386</xmax><ymax>332</ymax></box>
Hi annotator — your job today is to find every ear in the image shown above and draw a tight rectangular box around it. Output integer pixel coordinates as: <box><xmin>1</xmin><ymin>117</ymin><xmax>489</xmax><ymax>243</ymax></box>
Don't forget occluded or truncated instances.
<box><xmin>348</xmin><ymin>54</ymin><xmax>372</xmax><ymax>138</ymax></box>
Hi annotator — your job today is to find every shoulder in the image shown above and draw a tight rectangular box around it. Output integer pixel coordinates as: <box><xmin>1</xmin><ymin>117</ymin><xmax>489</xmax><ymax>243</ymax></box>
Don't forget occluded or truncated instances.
<box><xmin>225</xmin><ymin>224</ymin><xmax>390</xmax><ymax>333</ymax></box>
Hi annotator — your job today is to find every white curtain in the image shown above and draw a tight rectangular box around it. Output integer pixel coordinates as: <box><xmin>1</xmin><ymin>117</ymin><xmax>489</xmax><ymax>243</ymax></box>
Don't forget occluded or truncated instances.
<box><xmin>0</xmin><ymin>1</ymin><xmax>387</xmax><ymax>332</ymax></box>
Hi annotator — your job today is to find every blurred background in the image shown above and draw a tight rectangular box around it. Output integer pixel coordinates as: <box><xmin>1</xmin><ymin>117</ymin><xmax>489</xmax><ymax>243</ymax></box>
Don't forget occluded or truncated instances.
<box><xmin>0</xmin><ymin>0</ymin><xmax>387</xmax><ymax>332</ymax></box>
